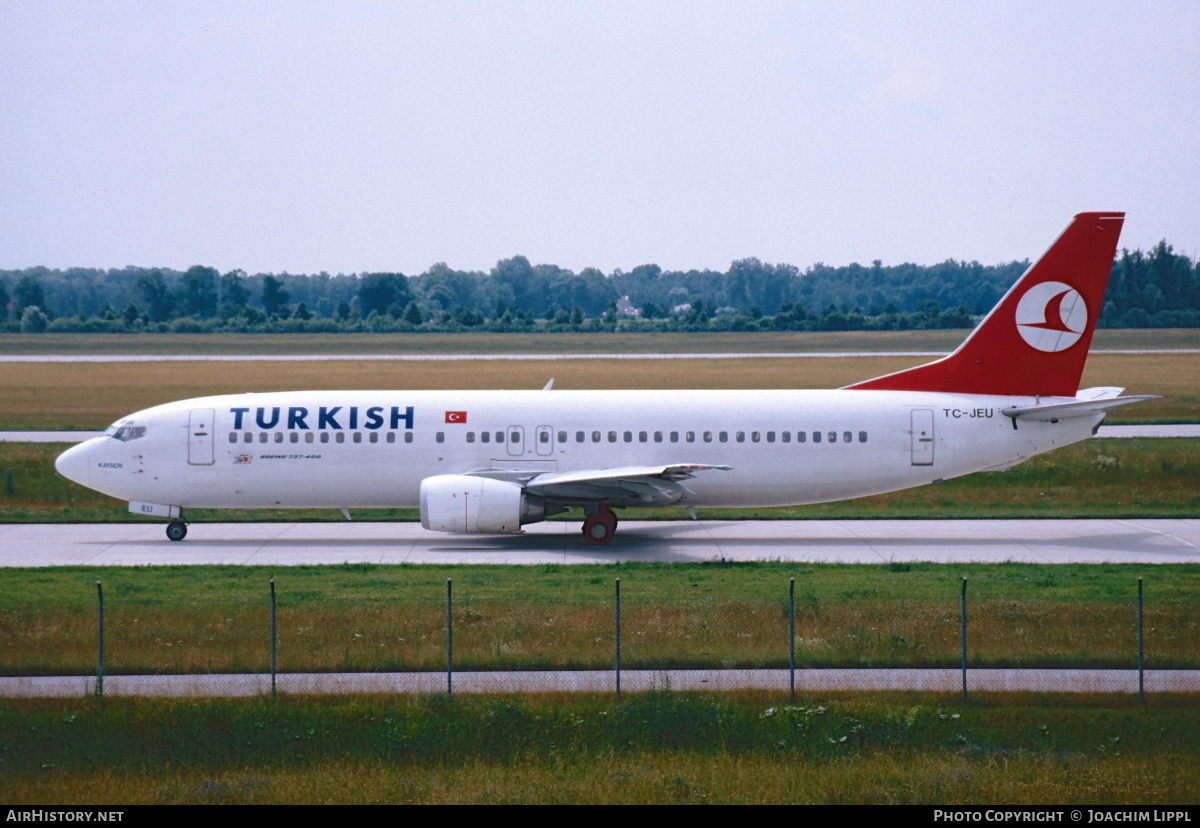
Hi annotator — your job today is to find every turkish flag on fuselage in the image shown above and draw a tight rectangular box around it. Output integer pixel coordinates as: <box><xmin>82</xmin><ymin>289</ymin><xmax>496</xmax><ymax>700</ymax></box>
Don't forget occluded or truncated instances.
<box><xmin>445</xmin><ymin>411</ymin><xmax>467</xmax><ymax>424</ymax></box>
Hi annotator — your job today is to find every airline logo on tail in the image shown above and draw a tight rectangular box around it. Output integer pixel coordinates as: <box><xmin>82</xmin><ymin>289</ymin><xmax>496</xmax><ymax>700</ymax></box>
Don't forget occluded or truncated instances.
<box><xmin>1015</xmin><ymin>281</ymin><xmax>1087</xmax><ymax>352</ymax></box>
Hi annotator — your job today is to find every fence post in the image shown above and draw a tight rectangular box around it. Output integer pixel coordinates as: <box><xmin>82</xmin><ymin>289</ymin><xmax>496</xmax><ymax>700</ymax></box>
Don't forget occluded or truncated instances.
<box><xmin>446</xmin><ymin>578</ymin><xmax>453</xmax><ymax>696</ymax></box>
<box><xmin>269</xmin><ymin>579</ymin><xmax>277</xmax><ymax>698</ymax></box>
<box><xmin>1137</xmin><ymin>577</ymin><xmax>1144</xmax><ymax>704</ymax></box>
<box><xmin>95</xmin><ymin>581</ymin><xmax>104</xmax><ymax>700</ymax></box>
<box><xmin>614</xmin><ymin>578</ymin><xmax>621</xmax><ymax>701</ymax></box>
<box><xmin>960</xmin><ymin>577</ymin><xmax>968</xmax><ymax>703</ymax></box>
<box><xmin>789</xmin><ymin>577</ymin><xmax>795</xmax><ymax>701</ymax></box>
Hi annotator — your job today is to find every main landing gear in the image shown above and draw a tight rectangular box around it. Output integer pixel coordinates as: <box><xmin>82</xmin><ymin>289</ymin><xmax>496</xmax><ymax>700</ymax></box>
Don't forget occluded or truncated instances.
<box><xmin>582</xmin><ymin>505</ymin><xmax>618</xmax><ymax>546</ymax></box>
<box><xmin>166</xmin><ymin>519</ymin><xmax>188</xmax><ymax>542</ymax></box>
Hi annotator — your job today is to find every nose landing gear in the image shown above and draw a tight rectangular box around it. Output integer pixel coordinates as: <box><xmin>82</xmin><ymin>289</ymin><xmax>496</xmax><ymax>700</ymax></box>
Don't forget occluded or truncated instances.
<box><xmin>166</xmin><ymin>520</ymin><xmax>188</xmax><ymax>542</ymax></box>
<box><xmin>581</xmin><ymin>505</ymin><xmax>618</xmax><ymax>546</ymax></box>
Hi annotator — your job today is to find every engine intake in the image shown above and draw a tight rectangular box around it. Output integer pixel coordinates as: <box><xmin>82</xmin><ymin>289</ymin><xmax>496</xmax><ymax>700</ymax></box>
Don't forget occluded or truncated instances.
<box><xmin>419</xmin><ymin>474</ymin><xmax>546</xmax><ymax>534</ymax></box>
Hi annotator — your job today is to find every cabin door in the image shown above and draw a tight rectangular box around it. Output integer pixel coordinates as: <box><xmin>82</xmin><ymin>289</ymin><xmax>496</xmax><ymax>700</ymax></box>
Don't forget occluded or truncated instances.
<box><xmin>188</xmin><ymin>409</ymin><xmax>215</xmax><ymax>466</ymax></box>
<box><xmin>506</xmin><ymin>426</ymin><xmax>525</xmax><ymax>457</ymax></box>
<box><xmin>534</xmin><ymin>425</ymin><xmax>554</xmax><ymax>456</ymax></box>
<box><xmin>910</xmin><ymin>409</ymin><xmax>934</xmax><ymax>466</ymax></box>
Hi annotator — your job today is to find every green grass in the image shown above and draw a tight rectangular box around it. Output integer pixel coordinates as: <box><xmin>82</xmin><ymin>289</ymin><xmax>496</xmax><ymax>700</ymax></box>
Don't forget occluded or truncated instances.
<box><xmin>4</xmin><ymin>438</ymin><xmax>1199</xmax><ymax>523</ymax></box>
<box><xmin>1</xmin><ymin>328</ymin><xmax>1197</xmax><ymax>354</ymax></box>
<box><xmin>3</xmin><ymin>692</ymin><xmax>1198</xmax><ymax>804</ymax></box>
<box><xmin>3</xmin><ymin>563</ymin><xmax>1197</xmax><ymax>674</ymax></box>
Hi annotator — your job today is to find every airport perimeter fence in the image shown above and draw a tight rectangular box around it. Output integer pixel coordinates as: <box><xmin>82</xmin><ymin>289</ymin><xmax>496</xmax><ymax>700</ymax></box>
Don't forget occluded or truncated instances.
<box><xmin>2</xmin><ymin>575</ymin><xmax>1198</xmax><ymax>699</ymax></box>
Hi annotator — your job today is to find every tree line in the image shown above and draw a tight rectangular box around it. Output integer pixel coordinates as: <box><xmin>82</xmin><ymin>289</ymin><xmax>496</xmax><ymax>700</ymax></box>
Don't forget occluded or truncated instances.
<box><xmin>2</xmin><ymin>240</ymin><xmax>1197</xmax><ymax>334</ymax></box>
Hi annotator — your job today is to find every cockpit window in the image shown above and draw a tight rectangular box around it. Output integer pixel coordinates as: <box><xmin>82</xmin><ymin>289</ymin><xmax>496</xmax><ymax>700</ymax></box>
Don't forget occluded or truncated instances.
<box><xmin>112</xmin><ymin>426</ymin><xmax>147</xmax><ymax>442</ymax></box>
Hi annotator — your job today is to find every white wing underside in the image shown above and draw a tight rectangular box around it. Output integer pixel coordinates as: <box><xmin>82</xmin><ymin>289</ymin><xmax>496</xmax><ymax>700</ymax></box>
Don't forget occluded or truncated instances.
<box><xmin>471</xmin><ymin>464</ymin><xmax>732</xmax><ymax>507</ymax></box>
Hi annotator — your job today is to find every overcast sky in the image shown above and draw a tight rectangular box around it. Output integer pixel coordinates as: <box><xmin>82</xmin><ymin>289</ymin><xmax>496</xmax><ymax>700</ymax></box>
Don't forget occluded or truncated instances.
<box><xmin>2</xmin><ymin>1</ymin><xmax>1197</xmax><ymax>276</ymax></box>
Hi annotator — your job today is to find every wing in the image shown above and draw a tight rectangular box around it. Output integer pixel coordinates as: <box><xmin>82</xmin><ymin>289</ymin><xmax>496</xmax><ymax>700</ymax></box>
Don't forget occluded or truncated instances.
<box><xmin>472</xmin><ymin>464</ymin><xmax>732</xmax><ymax>508</ymax></box>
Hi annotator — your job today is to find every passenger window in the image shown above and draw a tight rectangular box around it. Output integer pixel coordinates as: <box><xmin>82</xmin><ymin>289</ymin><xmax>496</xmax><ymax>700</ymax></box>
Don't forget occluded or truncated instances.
<box><xmin>638</xmin><ymin>431</ymin><xmax>647</xmax><ymax>443</ymax></box>
<box><xmin>781</xmin><ymin>431</ymin><xmax>790</xmax><ymax>443</ymax></box>
<box><xmin>335</xmin><ymin>432</ymin><xmax>345</xmax><ymax>444</ymax></box>
<box><xmin>386</xmin><ymin>432</ymin><xmax>395</xmax><ymax>443</ymax></box>
<box><xmin>259</xmin><ymin>433</ymin><xmax>268</xmax><ymax>444</ymax></box>
<box><xmin>466</xmin><ymin>432</ymin><xmax>475</xmax><ymax>443</ymax></box>
<box><xmin>592</xmin><ymin>431</ymin><xmax>601</xmax><ymax>443</ymax></box>
<box><xmin>623</xmin><ymin>431</ymin><xmax>632</xmax><ymax>443</ymax></box>
<box><xmin>703</xmin><ymin>431</ymin><xmax>712</xmax><ymax>443</ymax></box>
<box><xmin>481</xmin><ymin>432</ymin><xmax>490</xmax><ymax>443</ymax></box>
<box><xmin>654</xmin><ymin>431</ymin><xmax>663</xmax><ymax>443</ymax></box>
<box><xmin>608</xmin><ymin>431</ymin><xmax>617</xmax><ymax>443</ymax></box>
<box><xmin>859</xmin><ymin>431</ymin><xmax>868</xmax><ymax>443</ymax></box>
<box><xmin>497</xmin><ymin>432</ymin><xmax>506</xmax><ymax>443</ymax></box>
<box><xmin>828</xmin><ymin>431</ymin><xmax>837</xmax><ymax>443</ymax></box>
<box><xmin>558</xmin><ymin>431</ymin><xmax>567</xmax><ymax>443</ymax></box>
<box><xmin>369</xmin><ymin>432</ymin><xmax>378</xmax><ymax>443</ymax></box>
<box><xmin>752</xmin><ymin>431</ymin><xmax>761</xmax><ymax>443</ymax></box>
<box><xmin>843</xmin><ymin>431</ymin><xmax>852</xmax><ymax>444</ymax></box>
<box><xmin>510</xmin><ymin>432</ymin><xmax>519</xmax><ymax>444</ymax></box>
<box><xmin>436</xmin><ymin>432</ymin><xmax>445</xmax><ymax>444</ymax></box>
<box><xmin>766</xmin><ymin>431</ymin><xmax>775</xmax><ymax>443</ymax></box>
<box><xmin>670</xmin><ymin>431</ymin><xmax>680</xmax><ymax>443</ymax></box>
<box><xmin>719</xmin><ymin>432</ymin><xmax>728</xmax><ymax>443</ymax></box>
<box><xmin>686</xmin><ymin>431</ymin><xmax>695</xmax><ymax>443</ymax></box>
<box><xmin>404</xmin><ymin>432</ymin><xmax>413</xmax><ymax>443</ymax></box>
<box><xmin>275</xmin><ymin>433</ymin><xmax>283</xmax><ymax>443</ymax></box>
<box><xmin>321</xmin><ymin>432</ymin><xmax>330</xmax><ymax>444</ymax></box>
<box><xmin>353</xmin><ymin>433</ymin><xmax>362</xmax><ymax>443</ymax></box>
<box><xmin>228</xmin><ymin>433</ymin><xmax>237</xmax><ymax>444</ymax></box>
<box><xmin>736</xmin><ymin>431</ymin><xmax>745</xmax><ymax>443</ymax></box>
<box><xmin>813</xmin><ymin>431</ymin><xmax>821</xmax><ymax>443</ymax></box>
<box><xmin>305</xmin><ymin>432</ymin><xmax>314</xmax><ymax>443</ymax></box>
<box><xmin>577</xmin><ymin>431</ymin><xmax>586</xmax><ymax>443</ymax></box>
<box><xmin>540</xmin><ymin>431</ymin><xmax>550</xmax><ymax>443</ymax></box>
<box><xmin>795</xmin><ymin>431</ymin><xmax>805</xmax><ymax>443</ymax></box>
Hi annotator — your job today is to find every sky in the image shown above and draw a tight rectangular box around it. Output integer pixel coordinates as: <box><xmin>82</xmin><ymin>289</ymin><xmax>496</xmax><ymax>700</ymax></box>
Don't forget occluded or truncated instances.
<box><xmin>2</xmin><ymin>1</ymin><xmax>1198</xmax><ymax>276</ymax></box>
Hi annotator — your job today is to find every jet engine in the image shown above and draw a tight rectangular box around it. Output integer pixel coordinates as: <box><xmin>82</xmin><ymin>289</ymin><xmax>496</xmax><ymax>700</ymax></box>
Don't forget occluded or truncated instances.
<box><xmin>419</xmin><ymin>474</ymin><xmax>548</xmax><ymax>534</ymax></box>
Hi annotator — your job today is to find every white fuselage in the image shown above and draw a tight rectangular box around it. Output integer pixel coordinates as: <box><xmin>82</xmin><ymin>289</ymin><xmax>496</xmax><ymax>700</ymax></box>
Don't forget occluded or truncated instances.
<box><xmin>57</xmin><ymin>389</ymin><xmax>1100</xmax><ymax>511</ymax></box>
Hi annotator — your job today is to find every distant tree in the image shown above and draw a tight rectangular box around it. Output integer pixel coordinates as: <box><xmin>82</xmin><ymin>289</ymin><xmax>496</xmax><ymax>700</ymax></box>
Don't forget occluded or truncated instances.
<box><xmin>136</xmin><ymin>271</ymin><xmax>175</xmax><ymax>322</ymax></box>
<box><xmin>219</xmin><ymin>270</ymin><xmax>251</xmax><ymax>319</ymax></box>
<box><xmin>261</xmin><ymin>275</ymin><xmax>290</xmax><ymax>316</ymax></box>
<box><xmin>14</xmin><ymin>275</ymin><xmax>45</xmax><ymax>316</ymax></box>
<box><xmin>403</xmin><ymin>301</ymin><xmax>423</xmax><ymax>325</ymax></box>
<box><xmin>123</xmin><ymin>303</ymin><xmax>140</xmax><ymax>326</ymax></box>
<box><xmin>641</xmin><ymin>301</ymin><xmax>664</xmax><ymax>319</ymax></box>
<box><xmin>176</xmin><ymin>266</ymin><xmax>219</xmax><ymax>319</ymax></box>
<box><xmin>335</xmin><ymin>300</ymin><xmax>351</xmax><ymax>321</ymax></box>
<box><xmin>20</xmin><ymin>305</ymin><xmax>48</xmax><ymax>333</ymax></box>
<box><xmin>292</xmin><ymin>302</ymin><xmax>312</xmax><ymax>321</ymax></box>
<box><xmin>357</xmin><ymin>272</ymin><xmax>411</xmax><ymax>317</ymax></box>
<box><xmin>0</xmin><ymin>279</ymin><xmax>8</xmax><ymax>321</ymax></box>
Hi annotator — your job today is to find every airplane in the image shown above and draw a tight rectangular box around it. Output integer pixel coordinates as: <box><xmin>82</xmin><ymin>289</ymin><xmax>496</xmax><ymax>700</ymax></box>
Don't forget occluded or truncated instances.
<box><xmin>55</xmin><ymin>212</ymin><xmax>1155</xmax><ymax>545</ymax></box>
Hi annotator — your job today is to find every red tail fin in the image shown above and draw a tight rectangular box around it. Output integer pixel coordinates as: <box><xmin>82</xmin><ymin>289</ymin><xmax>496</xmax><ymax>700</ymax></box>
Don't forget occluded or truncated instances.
<box><xmin>845</xmin><ymin>212</ymin><xmax>1125</xmax><ymax>397</ymax></box>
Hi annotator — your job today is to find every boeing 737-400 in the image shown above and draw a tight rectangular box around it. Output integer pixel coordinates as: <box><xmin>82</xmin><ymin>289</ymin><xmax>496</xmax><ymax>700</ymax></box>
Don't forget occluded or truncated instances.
<box><xmin>55</xmin><ymin>212</ymin><xmax>1154</xmax><ymax>544</ymax></box>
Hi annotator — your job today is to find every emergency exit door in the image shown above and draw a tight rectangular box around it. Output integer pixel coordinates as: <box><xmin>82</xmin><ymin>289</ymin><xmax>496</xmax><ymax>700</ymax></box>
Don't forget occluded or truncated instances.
<box><xmin>910</xmin><ymin>409</ymin><xmax>934</xmax><ymax>466</ymax></box>
<box><xmin>188</xmin><ymin>409</ymin><xmax>215</xmax><ymax>466</ymax></box>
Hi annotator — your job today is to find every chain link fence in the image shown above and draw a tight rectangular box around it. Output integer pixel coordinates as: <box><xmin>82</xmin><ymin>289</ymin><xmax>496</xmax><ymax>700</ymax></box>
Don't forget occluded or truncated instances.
<box><xmin>2</xmin><ymin>575</ymin><xmax>1197</xmax><ymax>698</ymax></box>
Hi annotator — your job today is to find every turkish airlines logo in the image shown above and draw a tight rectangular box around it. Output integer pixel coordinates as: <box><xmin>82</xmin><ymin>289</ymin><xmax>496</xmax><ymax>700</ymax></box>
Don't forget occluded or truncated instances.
<box><xmin>445</xmin><ymin>411</ymin><xmax>467</xmax><ymax>424</ymax></box>
<box><xmin>1015</xmin><ymin>281</ymin><xmax>1087</xmax><ymax>352</ymax></box>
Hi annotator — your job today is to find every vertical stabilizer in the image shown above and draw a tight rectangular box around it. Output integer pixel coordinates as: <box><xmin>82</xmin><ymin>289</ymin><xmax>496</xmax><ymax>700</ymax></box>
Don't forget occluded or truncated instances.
<box><xmin>845</xmin><ymin>212</ymin><xmax>1125</xmax><ymax>397</ymax></box>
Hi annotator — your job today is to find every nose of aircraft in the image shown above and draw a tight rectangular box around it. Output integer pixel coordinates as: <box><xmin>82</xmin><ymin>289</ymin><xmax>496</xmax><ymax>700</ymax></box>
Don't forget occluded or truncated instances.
<box><xmin>55</xmin><ymin>441</ymin><xmax>93</xmax><ymax>488</ymax></box>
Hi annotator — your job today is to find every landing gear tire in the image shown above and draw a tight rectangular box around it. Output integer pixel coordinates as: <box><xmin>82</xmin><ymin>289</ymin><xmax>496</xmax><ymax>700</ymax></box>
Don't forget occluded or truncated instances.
<box><xmin>582</xmin><ymin>507</ymin><xmax>618</xmax><ymax>546</ymax></box>
<box><xmin>166</xmin><ymin>521</ymin><xmax>188</xmax><ymax>542</ymax></box>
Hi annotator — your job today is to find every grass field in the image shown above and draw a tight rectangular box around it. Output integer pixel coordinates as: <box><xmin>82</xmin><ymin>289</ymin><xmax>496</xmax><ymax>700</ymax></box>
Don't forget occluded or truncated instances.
<box><xmin>2</xmin><ymin>328</ymin><xmax>1199</xmax><ymax>355</ymax></box>
<box><xmin>4</xmin><ymin>437</ymin><xmax>1198</xmax><ymax>523</ymax></box>
<box><xmin>3</xmin><ymin>693</ymin><xmax>1198</xmax><ymax>804</ymax></box>
<box><xmin>3</xmin><ymin>562</ymin><xmax>1196</xmax><ymax>674</ymax></box>
<box><xmin>2</xmin><ymin>351</ymin><xmax>1198</xmax><ymax>430</ymax></box>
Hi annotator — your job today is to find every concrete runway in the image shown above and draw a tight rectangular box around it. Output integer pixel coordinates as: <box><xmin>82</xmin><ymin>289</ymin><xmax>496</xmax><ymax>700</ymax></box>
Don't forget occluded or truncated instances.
<box><xmin>2</xmin><ymin>518</ymin><xmax>1197</xmax><ymax>566</ymax></box>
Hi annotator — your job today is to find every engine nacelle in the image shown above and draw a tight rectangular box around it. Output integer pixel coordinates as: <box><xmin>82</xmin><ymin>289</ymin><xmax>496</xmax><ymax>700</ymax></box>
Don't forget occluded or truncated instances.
<box><xmin>419</xmin><ymin>474</ymin><xmax>545</xmax><ymax>534</ymax></box>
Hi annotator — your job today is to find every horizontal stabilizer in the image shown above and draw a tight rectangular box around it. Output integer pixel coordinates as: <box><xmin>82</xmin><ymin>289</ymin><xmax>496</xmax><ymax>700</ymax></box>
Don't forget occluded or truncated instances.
<box><xmin>1002</xmin><ymin>395</ymin><xmax>1159</xmax><ymax>422</ymax></box>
